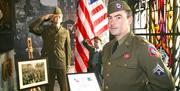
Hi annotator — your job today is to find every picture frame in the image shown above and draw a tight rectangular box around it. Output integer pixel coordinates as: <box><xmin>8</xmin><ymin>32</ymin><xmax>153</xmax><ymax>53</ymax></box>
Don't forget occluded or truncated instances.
<box><xmin>17</xmin><ymin>58</ymin><xmax>48</xmax><ymax>89</ymax></box>
<box><xmin>67</xmin><ymin>72</ymin><xmax>101</xmax><ymax>91</ymax></box>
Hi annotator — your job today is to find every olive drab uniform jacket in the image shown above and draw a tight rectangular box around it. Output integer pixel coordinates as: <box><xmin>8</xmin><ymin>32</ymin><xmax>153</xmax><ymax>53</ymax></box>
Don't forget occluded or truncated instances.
<box><xmin>101</xmin><ymin>32</ymin><xmax>175</xmax><ymax>91</ymax></box>
<box><xmin>29</xmin><ymin>17</ymin><xmax>71</xmax><ymax>69</ymax></box>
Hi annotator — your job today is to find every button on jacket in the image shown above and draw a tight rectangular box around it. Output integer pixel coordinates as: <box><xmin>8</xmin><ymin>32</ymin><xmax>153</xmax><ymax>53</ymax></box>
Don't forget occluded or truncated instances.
<box><xmin>101</xmin><ymin>32</ymin><xmax>175</xmax><ymax>91</ymax></box>
<box><xmin>29</xmin><ymin>18</ymin><xmax>71</xmax><ymax>69</ymax></box>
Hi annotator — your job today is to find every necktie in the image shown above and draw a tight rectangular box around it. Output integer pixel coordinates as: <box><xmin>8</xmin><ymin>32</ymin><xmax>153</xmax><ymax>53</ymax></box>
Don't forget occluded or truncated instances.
<box><xmin>112</xmin><ymin>41</ymin><xmax>118</xmax><ymax>54</ymax></box>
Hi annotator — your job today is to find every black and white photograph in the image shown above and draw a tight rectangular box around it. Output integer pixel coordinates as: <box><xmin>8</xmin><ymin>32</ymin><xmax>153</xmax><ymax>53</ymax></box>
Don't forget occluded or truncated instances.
<box><xmin>18</xmin><ymin>59</ymin><xmax>48</xmax><ymax>89</ymax></box>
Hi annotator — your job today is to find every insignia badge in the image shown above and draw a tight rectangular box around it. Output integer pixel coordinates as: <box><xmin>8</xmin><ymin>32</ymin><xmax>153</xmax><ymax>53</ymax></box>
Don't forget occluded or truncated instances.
<box><xmin>153</xmin><ymin>64</ymin><xmax>165</xmax><ymax>76</ymax></box>
<box><xmin>123</xmin><ymin>53</ymin><xmax>131</xmax><ymax>59</ymax></box>
<box><xmin>148</xmin><ymin>44</ymin><xmax>158</xmax><ymax>56</ymax></box>
<box><xmin>116</xmin><ymin>3</ymin><xmax>122</xmax><ymax>9</ymax></box>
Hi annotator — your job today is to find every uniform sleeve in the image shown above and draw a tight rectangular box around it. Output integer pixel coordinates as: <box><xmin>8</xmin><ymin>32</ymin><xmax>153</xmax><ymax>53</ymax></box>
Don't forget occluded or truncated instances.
<box><xmin>29</xmin><ymin>17</ymin><xmax>44</xmax><ymax>35</ymax></box>
<box><xmin>138</xmin><ymin>43</ymin><xmax>175</xmax><ymax>91</ymax></box>
<box><xmin>65</xmin><ymin>30</ymin><xmax>72</xmax><ymax>66</ymax></box>
<box><xmin>82</xmin><ymin>39</ymin><xmax>95</xmax><ymax>52</ymax></box>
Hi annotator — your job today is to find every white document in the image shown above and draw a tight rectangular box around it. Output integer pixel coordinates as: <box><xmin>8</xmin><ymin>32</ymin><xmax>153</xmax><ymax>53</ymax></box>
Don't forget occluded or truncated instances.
<box><xmin>67</xmin><ymin>73</ymin><xmax>101</xmax><ymax>91</ymax></box>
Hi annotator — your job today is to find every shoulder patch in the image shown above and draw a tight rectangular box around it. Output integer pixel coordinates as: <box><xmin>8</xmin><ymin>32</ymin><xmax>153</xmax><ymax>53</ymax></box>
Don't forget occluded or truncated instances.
<box><xmin>148</xmin><ymin>44</ymin><xmax>159</xmax><ymax>56</ymax></box>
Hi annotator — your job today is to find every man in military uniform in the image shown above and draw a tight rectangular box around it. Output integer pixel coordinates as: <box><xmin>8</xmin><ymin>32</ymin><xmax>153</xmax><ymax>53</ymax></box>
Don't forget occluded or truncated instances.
<box><xmin>101</xmin><ymin>0</ymin><xmax>175</xmax><ymax>91</ymax></box>
<box><xmin>82</xmin><ymin>36</ymin><xmax>103</xmax><ymax>85</ymax></box>
<box><xmin>29</xmin><ymin>7</ymin><xmax>71</xmax><ymax>91</ymax></box>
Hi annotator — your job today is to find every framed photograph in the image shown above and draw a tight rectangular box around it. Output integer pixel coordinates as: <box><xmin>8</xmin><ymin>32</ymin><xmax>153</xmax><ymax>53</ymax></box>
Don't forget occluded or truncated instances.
<box><xmin>67</xmin><ymin>73</ymin><xmax>101</xmax><ymax>91</ymax></box>
<box><xmin>18</xmin><ymin>58</ymin><xmax>48</xmax><ymax>89</ymax></box>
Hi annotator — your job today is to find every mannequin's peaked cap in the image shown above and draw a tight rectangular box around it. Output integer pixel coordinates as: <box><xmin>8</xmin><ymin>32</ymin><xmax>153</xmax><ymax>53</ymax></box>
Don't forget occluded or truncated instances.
<box><xmin>53</xmin><ymin>7</ymin><xmax>62</xmax><ymax>14</ymax></box>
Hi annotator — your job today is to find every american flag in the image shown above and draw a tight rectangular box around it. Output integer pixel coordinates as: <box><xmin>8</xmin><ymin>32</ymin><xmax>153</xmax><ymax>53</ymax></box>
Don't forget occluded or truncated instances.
<box><xmin>75</xmin><ymin>0</ymin><xmax>109</xmax><ymax>72</ymax></box>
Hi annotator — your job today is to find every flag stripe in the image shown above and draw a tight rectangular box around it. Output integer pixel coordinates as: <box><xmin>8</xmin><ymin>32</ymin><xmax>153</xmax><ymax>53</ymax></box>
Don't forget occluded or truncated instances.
<box><xmin>77</xmin><ymin>16</ymin><xmax>91</xmax><ymax>39</ymax></box>
<box><xmin>75</xmin><ymin>47</ymin><xmax>88</xmax><ymax>72</ymax></box>
<box><xmin>75</xmin><ymin>37</ymin><xmax>89</xmax><ymax>65</ymax></box>
<box><xmin>75</xmin><ymin>0</ymin><xmax>109</xmax><ymax>72</ymax></box>
<box><xmin>91</xmin><ymin>4</ymin><xmax>104</xmax><ymax>15</ymax></box>
<box><xmin>94</xmin><ymin>18</ymin><xmax>108</xmax><ymax>33</ymax></box>
<box><xmin>79</xmin><ymin>0</ymin><xmax>95</xmax><ymax>35</ymax></box>
<box><xmin>94</xmin><ymin>13</ymin><xmax>107</xmax><ymax>26</ymax></box>
<box><xmin>78</xmin><ymin>7</ymin><xmax>94</xmax><ymax>38</ymax></box>
<box><xmin>75</xmin><ymin>58</ymin><xmax>82</xmax><ymax>72</ymax></box>
<box><xmin>96</xmin><ymin>24</ymin><xmax>109</xmax><ymax>35</ymax></box>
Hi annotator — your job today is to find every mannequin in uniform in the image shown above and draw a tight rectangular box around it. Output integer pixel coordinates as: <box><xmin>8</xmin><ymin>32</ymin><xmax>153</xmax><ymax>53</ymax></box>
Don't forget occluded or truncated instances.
<box><xmin>29</xmin><ymin>7</ymin><xmax>71</xmax><ymax>91</ymax></box>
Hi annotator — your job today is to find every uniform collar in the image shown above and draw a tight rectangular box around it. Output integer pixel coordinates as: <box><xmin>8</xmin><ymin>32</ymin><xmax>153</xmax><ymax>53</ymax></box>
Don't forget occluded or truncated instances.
<box><xmin>113</xmin><ymin>32</ymin><xmax>134</xmax><ymax>46</ymax></box>
<box><xmin>110</xmin><ymin>32</ymin><xmax>135</xmax><ymax>59</ymax></box>
<box><xmin>55</xmin><ymin>25</ymin><xmax>63</xmax><ymax>33</ymax></box>
<box><xmin>117</xmin><ymin>32</ymin><xmax>130</xmax><ymax>46</ymax></box>
<box><xmin>122</xmin><ymin>32</ymin><xmax>134</xmax><ymax>47</ymax></box>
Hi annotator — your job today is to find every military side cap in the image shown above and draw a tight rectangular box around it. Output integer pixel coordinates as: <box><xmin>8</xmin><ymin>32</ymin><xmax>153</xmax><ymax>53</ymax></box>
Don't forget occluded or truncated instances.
<box><xmin>53</xmin><ymin>7</ymin><xmax>62</xmax><ymax>14</ymax></box>
<box><xmin>108</xmin><ymin>0</ymin><xmax>131</xmax><ymax>14</ymax></box>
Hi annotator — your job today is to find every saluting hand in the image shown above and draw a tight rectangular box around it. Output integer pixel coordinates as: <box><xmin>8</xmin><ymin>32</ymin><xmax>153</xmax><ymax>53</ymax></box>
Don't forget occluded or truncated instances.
<box><xmin>42</xmin><ymin>14</ymin><xmax>53</xmax><ymax>21</ymax></box>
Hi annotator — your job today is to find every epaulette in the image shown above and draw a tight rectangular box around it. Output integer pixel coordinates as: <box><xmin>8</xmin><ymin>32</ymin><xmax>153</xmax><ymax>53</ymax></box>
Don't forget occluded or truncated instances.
<box><xmin>134</xmin><ymin>35</ymin><xmax>150</xmax><ymax>45</ymax></box>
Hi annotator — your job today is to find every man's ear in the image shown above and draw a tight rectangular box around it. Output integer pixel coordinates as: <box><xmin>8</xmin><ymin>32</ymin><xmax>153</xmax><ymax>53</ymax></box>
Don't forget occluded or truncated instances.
<box><xmin>128</xmin><ymin>16</ymin><xmax>133</xmax><ymax>25</ymax></box>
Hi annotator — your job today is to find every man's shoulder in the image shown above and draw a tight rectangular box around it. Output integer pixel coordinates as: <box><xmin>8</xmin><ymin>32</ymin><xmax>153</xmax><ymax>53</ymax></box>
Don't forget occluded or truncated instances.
<box><xmin>133</xmin><ymin>35</ymin><xmax>150</xmax><ymax>45</ymax></box>
<box><xmin>59</xmin><ymin>26</ymin><xmax>69</xmax><ymax>33</ymax></box>
<box><xmin>60</xmin><ymin>26</ymin><xmax>68</xmax><ymax>31</ymax></box>
<box><xmin>133</xmin><ymin>35</ymin><xmax>157</xmax><ymax>51</ymax></box>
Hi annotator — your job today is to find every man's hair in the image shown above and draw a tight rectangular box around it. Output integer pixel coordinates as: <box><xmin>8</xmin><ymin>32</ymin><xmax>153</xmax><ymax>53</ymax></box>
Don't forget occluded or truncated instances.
<box><xmin>93</xmin><ymin>36</ymin><xmax>102</xmax><ymax>42</ymax></box>
<box><xmin>62</xmin><ymin>19</ymin><xmax>75</xmax><ymax>29</ymax></box>
<box><xmin>125</xmin><ymin>10</ymin><xmax>132</xmax><ymax>18</ymax></box>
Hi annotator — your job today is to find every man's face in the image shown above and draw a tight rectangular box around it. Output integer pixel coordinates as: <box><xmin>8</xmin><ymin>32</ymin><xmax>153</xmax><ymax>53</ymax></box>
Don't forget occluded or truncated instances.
<box><xmin>67</xmin><ymin>24</ymin><xmax>73</xmax><ymax>31</ymax></box>
<box><xmin>94</xmin><ymin>39</ymin><xmax>101</xmax><ymax>49</ymax></box>
<box><xmin>51</xmin><ymin>14</ymin><xmax>63</xmax><ymax>26</ymax></box>
<box><xmin>108</xmin><ymin>10</ymin><xmax>132</xmax><ymax>37</ymax></box>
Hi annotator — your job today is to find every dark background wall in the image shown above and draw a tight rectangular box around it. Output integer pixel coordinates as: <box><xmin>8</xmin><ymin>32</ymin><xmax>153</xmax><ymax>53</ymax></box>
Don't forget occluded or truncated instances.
<box><xmin>0</xmin><ymin>0</ymin><xmax>15</xmax><ymax>54</ymax></box>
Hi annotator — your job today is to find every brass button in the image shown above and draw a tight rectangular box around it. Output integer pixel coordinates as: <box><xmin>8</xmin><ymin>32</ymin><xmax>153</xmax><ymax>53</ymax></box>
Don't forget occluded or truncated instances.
<box><xmin>107</xmin><ymin>62</ymin><xmax>111</xmax><ymax>65</ymax></box>
<box><xmin>55</xmin><ymin>40</ymin><xmax>57</xmax><ymax>42</ymax></box>
<box><xmin>124</xmin><ymin>64</ymin><xmax>127</xmax><ymax>66</ymax></box>
<box><xmin>105</xmin><ymin>85</ymin><xmax>109</xmax><ymax>89</ymax></box>
<box><xmin>106</xmin><ymin>74</ymin><xmax>110</xmax><ymax>77</ymax></box>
